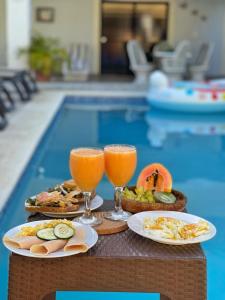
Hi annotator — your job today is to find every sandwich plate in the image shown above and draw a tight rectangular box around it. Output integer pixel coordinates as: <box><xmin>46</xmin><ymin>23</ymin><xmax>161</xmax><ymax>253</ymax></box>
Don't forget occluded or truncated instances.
<box><xmin>25</xmin><ymin>195</ymin><xmax>103</xmax><ymax>218</ymax></box>
<box><xmin>127</xmin><ymin>211</ymin><xmax>216</xmax><ymax>245</ymax></box>
<box><xmin>3</xmin><ymin>220</ymin><xmax>98</xmax><ymax>258</ymax></box>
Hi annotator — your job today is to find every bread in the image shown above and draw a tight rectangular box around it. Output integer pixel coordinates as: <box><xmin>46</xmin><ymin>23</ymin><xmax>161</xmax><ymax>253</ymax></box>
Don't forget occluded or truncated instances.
<box><xmin>25</xmin><ymin>203</ymin><xmax>79</xmax><ymax>213</ymax></box>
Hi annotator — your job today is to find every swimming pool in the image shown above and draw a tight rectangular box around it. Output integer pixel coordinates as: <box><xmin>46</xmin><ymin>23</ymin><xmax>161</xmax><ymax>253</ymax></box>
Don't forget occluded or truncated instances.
<box><xmin>1</xmin><ymin>95</ymin><xmax>225</xmax><ymax>299</ymax></box>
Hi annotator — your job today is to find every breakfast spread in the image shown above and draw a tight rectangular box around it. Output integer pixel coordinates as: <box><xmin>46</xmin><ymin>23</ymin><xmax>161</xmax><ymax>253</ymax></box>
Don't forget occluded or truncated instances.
<box><xmin>3</xmin><ymin>219</ymin><xmax>88</xmax><ymax>255</ymax></box>
<box><xmin>143</xmin><ymin>216</ymin><xmax>210</xmax><ymax>240</ymax></box>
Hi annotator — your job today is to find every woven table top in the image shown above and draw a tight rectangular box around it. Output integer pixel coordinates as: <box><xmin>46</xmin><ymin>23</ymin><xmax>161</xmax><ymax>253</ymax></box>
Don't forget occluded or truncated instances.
<box><xmin>27</xmin><ymin>200</ymin><xmax>205</xmax><ymax>261</ymax></box>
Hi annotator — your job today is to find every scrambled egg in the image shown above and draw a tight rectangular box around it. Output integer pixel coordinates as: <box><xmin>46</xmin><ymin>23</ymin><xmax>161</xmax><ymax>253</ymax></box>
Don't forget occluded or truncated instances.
<box><xmin>18</xmin><ymin>219</ymin><xmax>74</xmax><ymax>236</ymax></box>
<box><xmin>144</xmin><ymin>217</ymin><xmax>209</xmax><ymax>240</ymax></box>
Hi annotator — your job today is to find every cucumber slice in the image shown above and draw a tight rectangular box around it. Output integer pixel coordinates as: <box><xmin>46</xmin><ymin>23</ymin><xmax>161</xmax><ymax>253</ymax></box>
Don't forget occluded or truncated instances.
<box><xmin>154</xmin><ymin>192</ymin><xmax>176</xmax><ymax>204</ymax></box>
<box><xmin>54</xmin><ymin>224</ymin><xmax>74</xmax><ymax>239</ymax></box>
<box><xmin>37</xmin><ymin>228</ymin><xmax>57</xmax><ymax>241</ymax></box>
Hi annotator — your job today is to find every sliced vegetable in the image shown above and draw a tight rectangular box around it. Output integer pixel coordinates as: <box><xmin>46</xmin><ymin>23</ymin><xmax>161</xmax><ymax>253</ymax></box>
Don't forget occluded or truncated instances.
<box><xmin>26</xmin><ymin>197</ymin><xmax>36</xmax><ymax>206</ymax></box>
<box><xmin>36</xmin><ymin>228</ymin><xmax>57</xmax><ymax>240</ymax></box>
<box><xmin>154</xmin><ymin>192</ymin><xmax>176</xmax><ymax>204</ymax></box>
<box><xmin>53</xmin><ymin>223</ymin><xmax>74</xmax><ymax>239</ymax></box>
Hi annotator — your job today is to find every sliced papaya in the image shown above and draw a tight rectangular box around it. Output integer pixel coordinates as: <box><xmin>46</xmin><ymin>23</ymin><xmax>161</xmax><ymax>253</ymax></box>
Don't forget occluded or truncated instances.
<box><xmin>137</xmin><ymin>163</ymin><xmax>172</xmax><ymax>193</ymax></box>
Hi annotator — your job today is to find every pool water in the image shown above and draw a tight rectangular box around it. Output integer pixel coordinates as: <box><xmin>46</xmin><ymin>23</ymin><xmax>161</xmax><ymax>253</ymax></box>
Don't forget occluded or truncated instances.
<box><xmin>1</xmin><ymin>96</ymin><xmax>225</xmax><ymax>299</ymax></box>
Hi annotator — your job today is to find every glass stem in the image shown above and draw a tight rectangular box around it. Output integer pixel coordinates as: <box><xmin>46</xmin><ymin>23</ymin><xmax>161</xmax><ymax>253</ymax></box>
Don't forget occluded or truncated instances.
<box><xmin>83</xmin><ymin>192</ymin><xmax>92</xmax><ymax>218</ymax></box>
<box><xmin>114</xmin><ymin>186</ymin><xmax>124</xmax><ymax>213</ymax></box>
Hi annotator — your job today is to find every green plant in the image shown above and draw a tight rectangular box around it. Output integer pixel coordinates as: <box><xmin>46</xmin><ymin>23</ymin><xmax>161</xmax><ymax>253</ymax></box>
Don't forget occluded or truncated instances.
<box><xmin>19</xmin><ymin>33</ymin><xmax>68</xmax><ymax>79</ymax></box>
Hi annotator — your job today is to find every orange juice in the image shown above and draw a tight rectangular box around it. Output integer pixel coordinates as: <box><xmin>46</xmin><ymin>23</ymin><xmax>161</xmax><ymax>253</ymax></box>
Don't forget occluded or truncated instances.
<box><xmin>70</xmin><ymin>148</ymin><xmax>104</xmax><ymax>192</ymax></box>
<box><xmin>104</xmin><ymin>145</ymin><xmax>137</xmax><ymax>187</ymax></box>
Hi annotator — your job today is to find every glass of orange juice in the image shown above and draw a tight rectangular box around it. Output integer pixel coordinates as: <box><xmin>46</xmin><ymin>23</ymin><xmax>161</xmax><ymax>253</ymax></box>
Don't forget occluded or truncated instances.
<box><xmin>104</xmin><ymin>144</ymin><xmax>137</xmax><ymax>221</ymax></box>
<box><xmin>70</xmin><ymin>147</ymin><xmax>104</xmax><ymax>226</ymax></box>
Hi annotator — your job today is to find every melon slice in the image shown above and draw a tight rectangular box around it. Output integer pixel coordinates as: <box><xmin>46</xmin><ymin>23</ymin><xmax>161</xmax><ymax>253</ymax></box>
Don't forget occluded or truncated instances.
<box><xmin>137</xmin><ymin>163</ymin><xmax>172</xmax><ymax>193</ymax></box>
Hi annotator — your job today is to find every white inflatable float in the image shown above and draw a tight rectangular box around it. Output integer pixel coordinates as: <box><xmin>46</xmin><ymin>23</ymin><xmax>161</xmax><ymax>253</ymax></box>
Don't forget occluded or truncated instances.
<box><xmin>147</xmin><ymin>71</ymin><xmax>225</xmax><ymax>113</ymax></box>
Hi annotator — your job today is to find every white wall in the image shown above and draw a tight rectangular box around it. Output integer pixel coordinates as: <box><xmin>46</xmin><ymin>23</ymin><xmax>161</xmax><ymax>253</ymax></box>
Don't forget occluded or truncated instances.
<box><xmin>0</xmin><ymin>0</ymin><xmax>6</xmax><ymax>65</ymax></box>
<box><xmin>32</xmin><ymin>0</ymin><xmax>101</xmax><ymax>74</ymax></box>
<box><xmin>170</xmin><ymin>0</ymin><xmax>225</xmax><ymax>76</ymax></box>
<box><xmin>6</xmin><ymin>0</ymin><xmax>31</xmax><ymax>69</ymax></box>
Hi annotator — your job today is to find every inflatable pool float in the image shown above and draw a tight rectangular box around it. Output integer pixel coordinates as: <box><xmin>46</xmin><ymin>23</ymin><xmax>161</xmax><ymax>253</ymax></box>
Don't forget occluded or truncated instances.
<box><xmin>147</xmin><ymin>72</ymin><xmax>225</xmax><ymax>113</ymax></box>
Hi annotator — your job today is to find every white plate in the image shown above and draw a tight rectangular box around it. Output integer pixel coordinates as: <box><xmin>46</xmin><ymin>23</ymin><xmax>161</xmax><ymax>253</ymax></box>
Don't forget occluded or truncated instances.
<box><xmin>3</xmin><ymin>220</ymin><xmax>98</xmax><ymax>258</ymax></box>
<box><xmin>25</xmin><ymin>195</ymin><xmax>103</xmax><ymax>218</ymax></box>
<box><xmin>127</xmin><ymin>211</ymin><xmax>216</xmax><ymax>245</ymax></box>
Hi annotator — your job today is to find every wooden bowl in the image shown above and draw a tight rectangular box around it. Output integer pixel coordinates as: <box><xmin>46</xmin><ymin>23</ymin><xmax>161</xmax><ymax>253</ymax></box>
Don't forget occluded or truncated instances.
<box><xmin>121</xmin><ymin>186</ymin><xmax>186</xmax><ymax>213</ymax></box>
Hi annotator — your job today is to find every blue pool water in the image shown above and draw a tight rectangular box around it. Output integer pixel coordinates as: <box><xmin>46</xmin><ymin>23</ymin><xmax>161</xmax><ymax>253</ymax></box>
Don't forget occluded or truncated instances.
<box><xmin>1</xmin><ymin>96</ymin><xmax>225</xmax><ymax>299</ymax></box>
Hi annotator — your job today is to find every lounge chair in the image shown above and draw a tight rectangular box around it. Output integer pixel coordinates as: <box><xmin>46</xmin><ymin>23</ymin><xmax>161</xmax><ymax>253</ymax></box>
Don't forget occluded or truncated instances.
<box><xmin>0</xmin><ymin>96</ymin><xmax>8</xmax><ymax>130</ymax></box>
<box><xmin>160</xmin><ymin>40</ymin><xmax>191</xmax><ymax>80</ymax></box>
<box><xmin>62</xmin><ymin>44</ymin><xmax>90</xmax><ymax>81</ymax></box>
<box><xmin>0</xmin><ymin>70</ymin><xmax>31</xmax><ymax>101</ymax></box>
<box><xmin>0</xmin><ymin>80</ymin><xmax>15</xmax><ymax>112</ymax></box>
<box><xmin>127</xmin><ymin>40</ymin><xmax>152</xmax><ymax>84</ymax></box>
<box><xmin>189</xmin><ymin>43</ymin><xmax>214</xmax><ymax>81</ymax></box>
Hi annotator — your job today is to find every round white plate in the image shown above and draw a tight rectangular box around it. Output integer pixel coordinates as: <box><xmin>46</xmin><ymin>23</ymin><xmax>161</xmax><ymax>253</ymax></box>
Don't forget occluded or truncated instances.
<box><xmin>3</xmin><ymin>220</ymin><xmax>98</xmax><ymax>258</ymax></box>
<box><xmin>25</xmin><ymin>195</ymin><xmax>103</xmax><ymax>218</ymax></box>
<box><xmin>127</xmin><ymin>211</ymin><xmax>216</xmax><ymax>245</ymax></box>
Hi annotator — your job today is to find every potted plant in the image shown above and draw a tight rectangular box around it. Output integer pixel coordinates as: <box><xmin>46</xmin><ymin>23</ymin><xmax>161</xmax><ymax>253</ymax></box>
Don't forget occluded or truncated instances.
<box><xmin>19</xmin><ymin>33</ymin><xmax>68</xmax><ymax>81</ymax></box>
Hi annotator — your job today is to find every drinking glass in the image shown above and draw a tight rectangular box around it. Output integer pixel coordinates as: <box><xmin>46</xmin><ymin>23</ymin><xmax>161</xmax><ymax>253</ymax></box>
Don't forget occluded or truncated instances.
<box><xmin>69</xmin><ymin>147</ymin><xmax>104</xmax><ymax>226</ymax></box>
<box><xmin>104</xmin><ymin>144</ymin><xmax>137</xmax><ymax>221</ymax></box>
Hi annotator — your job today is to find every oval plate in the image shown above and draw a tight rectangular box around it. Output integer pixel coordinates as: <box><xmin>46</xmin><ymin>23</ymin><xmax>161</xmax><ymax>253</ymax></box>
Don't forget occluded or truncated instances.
<box><xmin>25</xmin><ymin>195</ymin><xmax>103</xmax><ymax>218</ymax></box>
<box><xmin>3</xmin><ymin>220</ymin><xmax>98</xmax><ymax>258</ymax></box>
<box><xmin>127</xmin><ymin>211</ymin><xmax>216</xmax><ymax>245</ymax></box>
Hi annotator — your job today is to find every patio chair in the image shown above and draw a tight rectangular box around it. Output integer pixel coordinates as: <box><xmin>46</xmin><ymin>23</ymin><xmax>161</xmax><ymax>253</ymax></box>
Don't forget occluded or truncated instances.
<box><xmin>189</xmin><ymin>43</ymin><xmax>214</xmax><ymax>81</ymax></box>
<box><xmin>160</xmin><ymin>40</ymin><xmax>191</xmax><ymax>80</ymax></box>
<box><xmin>127</xmin><ymin>40</ymin><xmax>152</xmax><ymax>84</ymax></box>
<box><xmin>62</xmin><ymin>44</ymin><xmax>90</xmax><ymax>81</ymax></box>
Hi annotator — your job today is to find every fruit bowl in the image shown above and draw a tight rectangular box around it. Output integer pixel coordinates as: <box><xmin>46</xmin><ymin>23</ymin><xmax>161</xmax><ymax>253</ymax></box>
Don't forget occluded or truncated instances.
<box><xmin>121</xmin><ymin>186</ymin><xmax>186</xmax><ymax>213</ymax></box>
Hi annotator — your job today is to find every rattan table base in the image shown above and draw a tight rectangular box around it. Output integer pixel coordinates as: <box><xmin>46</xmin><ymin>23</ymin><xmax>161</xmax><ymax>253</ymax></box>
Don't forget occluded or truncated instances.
<box><xmin>8</xmin><ymin>201</ymin><xmax>206</xmax><ymax>300</ymax></box>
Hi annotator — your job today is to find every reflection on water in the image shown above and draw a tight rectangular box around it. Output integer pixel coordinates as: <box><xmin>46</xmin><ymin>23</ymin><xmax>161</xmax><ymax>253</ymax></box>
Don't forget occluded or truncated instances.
<box><xmin>146</xmin><ymin>109</ymin><xmax>225</xmax><ymax>148</ymax></box>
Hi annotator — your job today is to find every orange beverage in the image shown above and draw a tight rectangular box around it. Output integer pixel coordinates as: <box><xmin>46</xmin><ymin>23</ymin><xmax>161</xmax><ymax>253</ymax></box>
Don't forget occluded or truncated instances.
<box><xmin>104</xmin><ymin>145</ymin><xmax>137</xmax><ymax>187</ymax></box>
<box><xmin>70</xmin><ymin>148</ymin><xmax>104</xmax><ymax>192</ymax></box>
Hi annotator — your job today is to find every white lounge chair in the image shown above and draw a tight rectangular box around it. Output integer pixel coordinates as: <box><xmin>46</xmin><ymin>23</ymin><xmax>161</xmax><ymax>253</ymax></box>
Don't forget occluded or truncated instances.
<box><xmin>160</xmin><ymin>40</ymin><xmax>191</xmax><ymax>80</ymax></box>
<box><xmin>62</xmin><ymin>44</ymin><xmax>90</xmax><ymax>81</ymax></box>
<box><xmin>127</xmin><ymin>40</ymin><xmax>152</xmax><ymax>84</ymax></box>
<box><xmin>189</xmin><ymin>43</ymin><xmax>214</xmax><ymax>81</ymax></box>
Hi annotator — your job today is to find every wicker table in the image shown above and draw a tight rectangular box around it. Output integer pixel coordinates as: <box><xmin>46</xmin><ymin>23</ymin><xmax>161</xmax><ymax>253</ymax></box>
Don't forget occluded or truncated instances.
<box><xmin>8</xmin><ymin>201</ymin><xmax>206</xmax><ymax>300</ymax></box>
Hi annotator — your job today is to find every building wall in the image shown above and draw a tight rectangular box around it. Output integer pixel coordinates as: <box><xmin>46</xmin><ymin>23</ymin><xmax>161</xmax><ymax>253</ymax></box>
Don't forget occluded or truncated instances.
<box><xmin>6</xmin><ymin>0</ymin><xmax>31</xmax><ymax>69</ymax></box>
<box><xmin>32</xmin><ymin>0</ymin><xmax>101</xmax><ymax>74</ymax></box>
<box><xmin>171</xmin><ymin>0</ymin><xmax>225</xmax><ymax>76</ymax></box>
<box><xmin>0</xmin><ymin>0</ymin><xmax>6</xmax><ymax>65</ymax></box>
<box><xmin>31</xmin><ymin>0</ymin><xmax>224</xmax><ymax>76</ymax></box>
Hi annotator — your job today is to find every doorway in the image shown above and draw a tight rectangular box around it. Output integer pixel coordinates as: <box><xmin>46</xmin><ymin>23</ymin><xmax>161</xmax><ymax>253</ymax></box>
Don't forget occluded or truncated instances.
<box><xmin>101</xmin><ymin>1</ymin><xmax>169</xmax><ymax>75</ymax></box>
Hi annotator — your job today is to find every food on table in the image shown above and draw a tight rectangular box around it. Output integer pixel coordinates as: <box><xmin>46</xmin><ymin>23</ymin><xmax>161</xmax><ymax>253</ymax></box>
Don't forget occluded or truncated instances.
<box><xmin>153</xmin><ymin>191</ymin><xmax>176</xmax><ymax>204</ymax></box>
<box><xmin>104</xmin><ymin>145</ymin><xmax>137</xmax><ymax>187</ymax></box>
<box><xmin>137</xmin><ymin>163</ymin><xmax>172</xmax><ymax>193</ymax></box>
<box><xmin>123</xmin><ymin>187</ymin><xmax>176</xmax><ymax>204</ymax></box>
<box><xmin>36</xmin><ymin>228</ymin><xmax>58</xmax><ymax>241</ymax></box>
<box><xmin>18</xmin><ymin>219</ymin><xmax>74</xmax><ymax>236</ymax></box>
<box><xmin>69</xmin><ymin>148</ymin><xmax>104</xmax><ymax>226</ymax></box>
<box><xmin>3</xmin><ymin>220</ymin><xmax>89</xmax><ymax>255</ymax></box>
<box><xmin>104</xmin><ymin>144</ymin><xmax>137</xmax><ymax>221</ymax></box>
<box><xmin>30</xmin><ymin>239</ymin><xmax>67</xmax><ymax>255</ymax></box>
<box><xmin>54</xmin><ymin>224</ymin><xmax>74</xmax><ymax>239</ymax></box>
<box><xmin>64</xmin><ymin>227</ymin><xmax>88</xmax><ymax>252</ymax></box>
<box><xmin>70</xmin><ymin>148</ymin><xmax>104</xmax><ymax>192</ymax></box>
<box><xmin>123</xmin><ymin>187</ymin><xmax>154</xmax><ymax>203</ymax></box>
<box><xmin>25</xmin><ymin>179</ymin><xmax>94</xmax><ymax>213</ymax></box>
<box><xmin>3</xmin><ymin>236</ymin><xmax>43</xmax><ymax>249</ymax></box>
<box><xmin>143</xmin><ymin>217</ymin><xmax>210</xmax><ymax>240</ymax></box>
